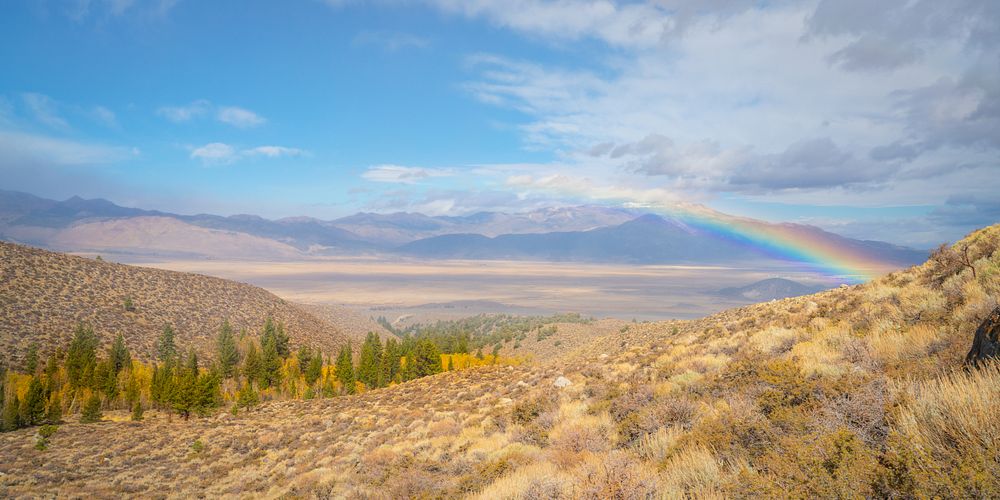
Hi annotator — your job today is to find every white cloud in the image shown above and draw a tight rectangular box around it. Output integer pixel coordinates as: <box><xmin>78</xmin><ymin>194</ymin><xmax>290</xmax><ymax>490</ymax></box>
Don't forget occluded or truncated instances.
<box><xmin>92</xmin><ymin>106</ymin><xmax>118</xmax><ymax>127</ymax></box>
<box><xmin>189</xmin><ymin>143</ymin><xmax>306</xmax><ymax>165</ymax></box>
<box><xmin>22</xmin><ymin>93</ymin><xmax>68</xmax><ymax>129</ymax></box>
<box><xmin>362</xmin><ymin>164</ymin><xmax>453</xmax><ymax>184</ymax></box>
<box><xmin>217</xmin><ymin>106</ymin><xmax>266</xmax><ymax>128</ymax></box>
<box><xmin>157</xmin><ymin>100</ymin><xmax>211</xmax><ymax>122</ymax></box>
<box><xmin>244</xmin><ymin>146</ymin><xmax>304</xmax><ymax>158</ymax></box>
<box><xmin>158</xmin><ymin>101</ymin><xmax>266</xmax><ymax>128</ymax></box>
<box><xmin>190</xmin><ymin>142</ymin><xmax>237</xmax><ymax>165</ymax></box>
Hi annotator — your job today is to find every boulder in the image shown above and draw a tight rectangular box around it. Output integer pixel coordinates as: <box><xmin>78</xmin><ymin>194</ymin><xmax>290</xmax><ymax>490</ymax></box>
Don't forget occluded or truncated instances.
<box><xmin>553</xmin><ymin>376</ymin><xmax>572</xmax><ymax>388</ymax></box>
<box><xmin>966</xmin><ymin>306</ymin><xmax>1000</xmax><ymax>367</ymax></box>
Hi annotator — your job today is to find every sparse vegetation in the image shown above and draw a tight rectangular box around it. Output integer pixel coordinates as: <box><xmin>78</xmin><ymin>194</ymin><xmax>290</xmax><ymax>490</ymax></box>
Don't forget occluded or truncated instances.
<box><xmin>0</xmin><ymin>224</ymin><xmax>996</xmax><ymax>497</ymax></box>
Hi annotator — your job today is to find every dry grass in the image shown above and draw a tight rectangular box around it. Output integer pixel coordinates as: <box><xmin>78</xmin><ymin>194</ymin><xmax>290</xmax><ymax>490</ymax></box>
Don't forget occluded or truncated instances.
<box><xmin>1</xmin><ymin>224</ymin><xmax>999</xmax><ymax>497</ymax></box>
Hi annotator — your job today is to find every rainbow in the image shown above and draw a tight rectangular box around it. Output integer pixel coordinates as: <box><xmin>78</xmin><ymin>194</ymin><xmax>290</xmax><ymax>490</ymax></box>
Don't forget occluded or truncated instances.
<box><xmin>646</xmin><ymin>203</ymin><xmax>896</xmax><ymax>284</ymax></box>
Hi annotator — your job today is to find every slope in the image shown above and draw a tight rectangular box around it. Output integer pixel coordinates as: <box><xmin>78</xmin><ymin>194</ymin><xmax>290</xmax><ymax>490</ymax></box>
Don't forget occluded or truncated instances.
<box><xmin>0</xmin><ymin>241</ymin><xmax>355</xmax><ymax>365</ymax></box>
<box><xmin>0</xmin><ymin>228</ymin><xmax>995</xmax><ymax>497</ymax></box>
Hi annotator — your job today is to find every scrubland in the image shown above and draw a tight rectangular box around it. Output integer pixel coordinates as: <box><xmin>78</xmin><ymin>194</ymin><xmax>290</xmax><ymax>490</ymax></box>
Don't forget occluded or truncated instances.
<box><xmin>1</xmin><ymin>225</ymin><xmax>998</xmax><ymax>498</ymax></box>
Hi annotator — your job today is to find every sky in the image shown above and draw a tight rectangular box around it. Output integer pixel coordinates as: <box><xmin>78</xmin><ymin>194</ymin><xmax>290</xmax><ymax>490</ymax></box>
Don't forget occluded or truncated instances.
<box><xmin>0</xmin><ymin>0</ymin><xmax>997</xmax><ymax>248</ymax></box>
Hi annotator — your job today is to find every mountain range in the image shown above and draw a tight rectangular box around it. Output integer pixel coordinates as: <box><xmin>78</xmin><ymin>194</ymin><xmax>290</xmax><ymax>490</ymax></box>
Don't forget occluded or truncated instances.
<box><xmin>0</xmin><ymin>190</ymin><xmax>926</xmax><ymax>269</ymax></box>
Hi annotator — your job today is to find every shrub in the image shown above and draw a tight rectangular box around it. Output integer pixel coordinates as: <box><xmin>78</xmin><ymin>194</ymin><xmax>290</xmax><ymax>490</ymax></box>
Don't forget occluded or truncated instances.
<box><xmin>878</xmin><ymin>363</ymin><xmax>1000</xmax><ymax>498</ymax></box>
<box><xmin>80</xmin><ymin>394</ymin><xmax>103</xmax><ymax>423</ymax></box>
<box><xmin>757</xmin><ymin>428</ymin><xmax>877</xmax><ymax>498</ymax></box>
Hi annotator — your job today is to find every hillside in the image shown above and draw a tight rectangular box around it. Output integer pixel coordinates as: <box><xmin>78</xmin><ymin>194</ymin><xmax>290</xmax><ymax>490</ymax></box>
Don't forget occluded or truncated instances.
<box><xmin>0</xmin><ymin>225</ymin><xmax>997</xmax><ymax>497</ymax></box>
<box><xmin>0</xmin><ymin>242</ymin><xmax>355</xmax><ymax>366</ymax></box>
<box><xmin>716</xmin><ymin>277</ymin><xmax>826</xmax><ymax>301</ymax></box>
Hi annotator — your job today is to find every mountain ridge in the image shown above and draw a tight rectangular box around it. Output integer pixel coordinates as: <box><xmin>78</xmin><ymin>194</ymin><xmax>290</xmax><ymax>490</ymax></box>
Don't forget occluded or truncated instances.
<box><xmin>0</xmin><ymin>190</ymin><xmax>926</xmax><ymax>269</ymax></box>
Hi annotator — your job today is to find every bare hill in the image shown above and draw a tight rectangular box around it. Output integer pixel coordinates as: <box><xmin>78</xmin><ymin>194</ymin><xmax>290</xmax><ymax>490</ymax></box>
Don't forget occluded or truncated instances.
<box><xmin>0</xmin><ymin>242</ymin><xmax>353</xmax><ymax>365</ymax></box>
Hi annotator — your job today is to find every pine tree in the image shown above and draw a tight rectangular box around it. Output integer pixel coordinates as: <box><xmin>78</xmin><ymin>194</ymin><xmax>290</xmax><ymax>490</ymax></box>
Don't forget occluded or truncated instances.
<box><xmin>172</xmin><ymin>370</ymin><xmax>198</xmax><ymax>420</ymax></box>
<box><xmin>305</xmin><ymin>351</ymin><xmax>323</xmax><ymax>386</ymax></box>
<box><xmin>243</xmin><ymin>342</ymin><xmax>263</xmax><ymax>386</ymax></box>
<box><xmin>260</xmin><ymin>340</ymin><xmax>282</xmax><ymax>389</ymax></box>
<box><xmin>261</xmin><ymin>317</ymin><xmax>290</xmax><ymax>358</ymax></box>
<box><xmin>377</xmin><ymin>338</ymin><xmax>401</xmax><ymax>387</ymax></box>
<box><xmin>412</xmin><ymin>339</ymin><xmax>443</xmax><ymax>378</ymax></box>
<box><xmin>20</xmin><ymin>376</ymin><xmax>46</xmax><ymax>426</ymax></box>
<box><xmin>186</xmin><ymin>350</ymin><xmax>199</xmax><ymax>375</ymax></box>
<box><xmin>157</xmin><ymin>324</ymin><xmax>177</xmax><ymax>362</ymax></box>
<box><xmin>475</xmin><ymin>347</ymin><xmax>485</xmax><ymax>360</ymax></box>
<box><xmin>80</xmin><ymin>393</ymin><xmax>103</xmax><ymax>423</ymax></box>
<box><xmin>447</xmin><ymin>356</ymin><xmax>455</xmax><ymax>372</ymax></box>
<box><xmin>237</xmin><ymin>382</ymin><xmax>259</xmax><ymax>411</ymax></box>
<box><xmin>93</xmin><ymin>359</ymin><xmax>118</xmax><ymax>399</ymax></box>
<box><xmin>44</xmin><ymin>351</ymin><xmax>59</xmax><ymax>381</ymax></box>
<box><xmin>2</xmin><ymin>394</ymin><xmax>20</xmax><ymax>431</ymax></box>
<box><xmin>110</xmin><ymin>333</ymin><xmax>131</xmax><ymax>376</ymax></box>
<box><xmin>131</xmin><ymin>400</ymin><xmax>144</xmax><ymax>421</ymax></box>
<box><xmin>296</xmin><ymin>345</ymin><xmax>312</xmax><ymax>376</ymax></box>
<box><xmin>357</xmin><ymin>333</ymin><xmax>382</xmax><ymax>388</ymax></box>
<box><xmin>335</xmin><ymin>344</ymin><xmax>355</xmax><ymax>394</ymax></box>
<box><xmin>66</xmin><ymin>323</ymin><xmax>98</xmax><ymax>388</ymax></box>
<box><xmin>46</xmin><ymin>394</ymin><xmax>62</xmax><ymax>424</ymax></box>
<box><xmin>216</xmin><ymin>320</ymin><xmax>239</xmax><ymax>379</ymax></box>
<box><xmin>25</xmin><ymin>343</ymin><xmax>39</xmax><ymax>374</ymax></box>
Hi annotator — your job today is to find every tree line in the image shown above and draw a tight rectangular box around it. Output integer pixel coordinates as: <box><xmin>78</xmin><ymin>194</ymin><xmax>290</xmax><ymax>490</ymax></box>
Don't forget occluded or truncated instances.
<box><xmin>1</xmin><ymin>318</ymin><xmax>513</xmax><ymax>433</ymax></box>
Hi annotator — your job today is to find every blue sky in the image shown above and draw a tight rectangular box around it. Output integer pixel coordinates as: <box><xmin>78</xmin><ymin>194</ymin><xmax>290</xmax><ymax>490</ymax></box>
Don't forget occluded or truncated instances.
<box><xmin>1</xmin><ymin>0</ymin><xmax>997</xmax><ymax>248</ymax></box>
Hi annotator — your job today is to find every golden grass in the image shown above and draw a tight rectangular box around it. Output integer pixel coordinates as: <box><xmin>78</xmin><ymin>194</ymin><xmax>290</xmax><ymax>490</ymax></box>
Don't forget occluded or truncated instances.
<box><xmin>2</xmin><ymin>224</ymin><xmax>999</xmax><ymax>498</ymax></box>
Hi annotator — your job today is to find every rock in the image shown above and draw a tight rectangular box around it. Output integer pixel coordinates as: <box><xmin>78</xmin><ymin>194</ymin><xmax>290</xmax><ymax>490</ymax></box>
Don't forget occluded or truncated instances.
<box><xmin>498</xmin><ymin>398</ymin><xmax>514</xmax><ymax>406</ymax></box>
<box><xmin>553</xmin><ymin>376</ymin><xmax>572</xmax><ymax>388</ymax></box>
<box><xmin>966</xmin><ymin>306</ymin><xmax>1000</xmax><ymax>367</ymax></box>
<box><xmin>516</xmin><ymin>381</ymin><xmax>530</xmax><ymax>388</ymax></box>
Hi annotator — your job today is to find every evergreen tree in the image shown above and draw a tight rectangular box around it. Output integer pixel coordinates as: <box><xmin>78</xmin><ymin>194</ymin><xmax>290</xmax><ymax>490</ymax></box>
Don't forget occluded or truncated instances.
<box><xmin>150</xmin><ymin>361</ymin><xmax>175</xmax><ymax>408</ymax></box>
<box><xmin>243</xmin><ymin>342</ymin><xmax>262</xmax><ymax>385</ymax></box>
<box><xmin>93</xmin><ymin>359</ymin><xmax>118</xmax><ymax>399</ymax></box>
<box><xmin>44</xmin><ymin>351</ymin><xmax>59</xmax><ymax>381</ymax></box>
<box><xmin>237</xmin><ymin>382</ymin><xmax>259</xmax><ymax>411</ymax></box>
<box><xmin>475</xmin><ymin>347</ymin><xmax>485</xmax><ymax>360</ymax></box>
<box><xmin>357</xmin><ymin>333</ymin><xmax>383</xmax><ymax>388</ymax></box>
<box><xmin>304</xmin><ymin>351</ymin><xmax>323</xmax><ymax>386</ymax></box>
<box><xmin>335</xmin><ymin>344</ymin><xmax>355</xmax><ymax>394</ymax></box>
<box><xmin>260</xmin><ymin>340</ymin><xmax>282</xmax><ymax>389</ymax></box>
<box><xmin>275</xmin><ymin>322</ymin><xmax>290</xmax><ymax>357</ymax></box>
<box><xmin>261</xmin><ymin>317</ymin><xmax>291</xmax><ymax>358</ymax></box>
<box><xmin>46</xmin><ymin>394</ymin><xmax>62</xmax><ymax>424</ymax></box>
<box><xmin>109</xmin><ymin>333</ymin><xmax>131</xmax><ymax>376</ymax></box>
<box><xmin>377</xmin><ymin>338</ymin><xmax>401</xmax><ymax>387</ymax></box>
<box><xmin>447</xmin><ymin>356</ymin><xmax>455</xmax><ymax>372</ymax></box>
<box><xmin>296</xmin><ymin>345</ymin><xmax>312</xmax><ymax>376</ymax></box>
<box><xmin>66</xmin><ymin>323</ymin><xmax>99</xmax><ymax>388</ymax></box>
<box><xmin>216</xmin><ymin>320</ymin><xmax>239</xmax><ymax>379</ymax></box>
<box><xmin>20</xmin><ymin>376</ymin><xmax>46</xmax><ymax>426</ymax></box>
<box><xmin>412</xmin><ymin>339</ymin><xmax>443</xmax><ymax>378</ymax></box>
<box><xmin>25</xmin><ymin>343</ymin><xmax>39</xmax><ymax>374</ymax></box>
<box><xmin>80</xmin><ymin>394</ymin><xmax>102</xmax><ymax>423</ymax></box>
<box><xmin>157</xmin><ymin>324</ymin><xmax>177</xmax><ymax>362</ymax></box>
<box><xmin>171</xmin><ymin>369</ymin><xmax>198</xmax><ymax>420</ymax></box>
<box><xmin>131</xmin><ymin>400</ymin><xmax>144</xmax><ymax>421</ymax></box>
<box><xmin>186</xmin><ymin>350</ymin><xmax>199</xmax><ymax>375</ymax></box>
<box><xmin>2</xmin><ymin>394</ymin><xmax>20</xmax><ymax>431</ymax></box>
